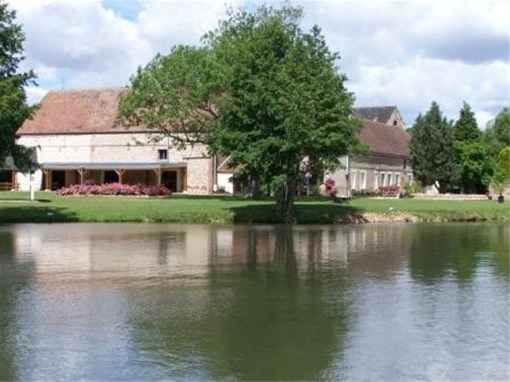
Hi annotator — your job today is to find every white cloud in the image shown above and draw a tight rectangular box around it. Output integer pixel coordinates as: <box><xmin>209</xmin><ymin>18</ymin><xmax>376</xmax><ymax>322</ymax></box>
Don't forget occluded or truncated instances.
<box><xmin>8</xmin><ymin>0</ymin><xmax>510</xmax><ymax>124</ymax></box>
<box><xmin>26</xmin><ymin>86</ymin><xmax>49</xmax><ymax>105</ymax></box>
<box><xmin>297</xmin><ymin>0</ymin><xmax>510</xmax><ymax>125</ymax></box>
<box><xmin>350</xmin><ymin>58</ymin><xmax>510</xmax><ymax>127</ymax></box>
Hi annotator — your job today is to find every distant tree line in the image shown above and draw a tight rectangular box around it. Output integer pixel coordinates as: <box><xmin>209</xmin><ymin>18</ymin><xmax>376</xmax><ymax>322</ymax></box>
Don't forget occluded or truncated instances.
<box><xmin>409</xmin><ymin>102</ymin><xmax>510</xmax><ymax>194</ymax></box>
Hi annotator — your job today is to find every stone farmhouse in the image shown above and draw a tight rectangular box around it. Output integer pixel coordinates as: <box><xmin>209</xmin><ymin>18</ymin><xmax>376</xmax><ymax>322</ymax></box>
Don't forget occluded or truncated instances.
<box><xmin>2</xmin><ymin>88</ymin><xmax>411</xmax><ymax>195</ymax></box>
<box><xmin>327</xmin><ymin>106</ymin><xmax>412</xmax><ymax>197</ymax></box>
<box><xmin>13</xmin><ymin>88</ymin><xmax>213</xmax><ymax>193</ymax></box>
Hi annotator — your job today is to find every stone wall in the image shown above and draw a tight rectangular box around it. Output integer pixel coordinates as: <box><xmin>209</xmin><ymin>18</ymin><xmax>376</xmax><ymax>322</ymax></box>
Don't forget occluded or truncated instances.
<box><xmin>16</xmin><ymin>133</ymin><xmax>213</xmax><ymax>193</ymax></box>
<box><xmin>327</xmin><ymin>154</ymin><xmax>413</xmax><ymax>197</ymax></box>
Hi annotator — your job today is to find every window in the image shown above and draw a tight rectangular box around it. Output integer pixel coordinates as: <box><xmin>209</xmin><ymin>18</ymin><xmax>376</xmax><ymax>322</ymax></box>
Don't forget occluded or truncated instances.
<box><xmin>158</xmin><ymin>149</ymin><xmax>168</xmax><ymax>160</ymax></box>
<box><xmin>351</xmin><ymin>171</ymin><xmax>357</xmax><ymax>190</ymax></box>
<box><xmin>380</xmin><ymin>173</ymin><xmax>385</xmax><ymax>187</ymax></box>
<box><xmin>387</xmin><ymin>174</ymin><xmax>392</xmax><ymax>186</ymax></box>
<box><xmin>359</xmin><ymin>171</ymin><xmax>366</xmax><ymax>190</ymax></box>
<box><xmin>395</xmin><ymin>174</ymin><xmax>400</xmax><ymax>186</ymax></box>
<box><xmin>393</xmin><ymin>120</ymin><xmax>398</xmax><ymax>126</ymax></box>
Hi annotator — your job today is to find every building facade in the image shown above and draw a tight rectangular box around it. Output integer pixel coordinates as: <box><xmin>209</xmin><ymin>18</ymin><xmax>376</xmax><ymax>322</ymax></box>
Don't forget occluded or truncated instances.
<box><xmin>328</xmin><ymin>107</ymin><xmax>412</xmax><ymax>196</ymax></box>
<box><xmin>12</xmin><ymin>89</ymin><xmax>411</xmax><ymax>196</ymax></box>
<box><xmin>15</xmin><ymin>88</ymin><xmax>214</xmax><ymax>193</ymax></box>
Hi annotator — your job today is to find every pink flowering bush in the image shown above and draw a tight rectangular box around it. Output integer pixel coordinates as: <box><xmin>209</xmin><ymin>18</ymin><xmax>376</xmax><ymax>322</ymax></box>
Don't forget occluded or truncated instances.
<box><xmin>324</xmin><ymin>177</ymin><xmax>338</xmax><ymax>197</ymax></box>
<box><xmin>57</xmin><ymin>183</ymin><xmax>171</xmax><ymax>197</ymax></box>
<box><xmin>378</xmin><ymin>185</ymin><xmax>400</xmax><ymax>196</ymax></box>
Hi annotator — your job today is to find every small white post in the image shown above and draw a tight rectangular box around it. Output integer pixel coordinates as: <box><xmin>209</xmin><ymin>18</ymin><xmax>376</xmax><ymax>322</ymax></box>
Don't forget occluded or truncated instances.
<box><xmin>29</xmin><ymin>169</ymin><xmax>35</xmax><ymax>201</ymax></box>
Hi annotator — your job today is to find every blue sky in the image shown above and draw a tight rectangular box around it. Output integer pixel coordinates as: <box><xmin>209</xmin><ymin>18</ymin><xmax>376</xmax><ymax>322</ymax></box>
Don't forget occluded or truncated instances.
<box><xmin>8</xmin><ymin>0</ymin><xmax>510</xmax><ymax>127</ymax></box>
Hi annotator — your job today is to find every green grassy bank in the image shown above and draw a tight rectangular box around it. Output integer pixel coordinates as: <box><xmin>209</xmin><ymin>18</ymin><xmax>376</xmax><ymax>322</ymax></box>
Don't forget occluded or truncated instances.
<box><xmin>0</xmin><ymin>192</ymin><xmax>508</xmax><ymax>224</ymax></box>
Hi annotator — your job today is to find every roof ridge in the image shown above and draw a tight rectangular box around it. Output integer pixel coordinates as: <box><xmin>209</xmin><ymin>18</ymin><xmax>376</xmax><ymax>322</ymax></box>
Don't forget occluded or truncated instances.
<box><xmin>46</xmin><ymin>86</ymin><xmax>126</xmax><ymax>95</ymax></box>
<box><xmin>353</xmin><ymin>105</ymin><xmax>396</xmax><ymax>109</ymax></box>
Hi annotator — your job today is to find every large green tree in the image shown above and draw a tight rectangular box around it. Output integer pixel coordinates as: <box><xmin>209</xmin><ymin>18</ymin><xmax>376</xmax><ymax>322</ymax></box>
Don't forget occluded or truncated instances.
<box><xmin>410</xmin><ymin>102</ymin><xmax>458</xmax><ymax>192</ymax></box>
<box><xmin>120</xmin><ymin>6</ymin><xmax>361</xmax><ymax>222</ymax></box>
<box><xmin>484</xmin><ymin>106</ymin><xmax>510</xmax><ymax>156</ymax></box>
<box><xmin>454</xmin><ymin>141</ymin><xmax>494</xmax><ymax>193</ymax></box>
<box><xmin>452</xmin><ymin>102</ymin><xmax>492</xmax><ymax>193</ymax></box>
<box><xmin>0</xmin><ymin>1</ymin><xmax>36</xmax><ymax>170</ymax></box>
<box><xmin>453</xmin><ymin>102</ymin><xmax>480</xmax><ymax>142</ymax></box>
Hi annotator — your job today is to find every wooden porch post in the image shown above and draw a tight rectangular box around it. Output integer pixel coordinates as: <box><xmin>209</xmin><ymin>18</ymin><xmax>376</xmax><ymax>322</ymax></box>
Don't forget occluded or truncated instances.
<box><xmin>182</xmin><ymin>168</ymin><xmax>187</xmax><ymax>192</ymax></box>
<box><xmin>77</xmin><ymin>168</ymin><xmax>85</xmax><ymax>185</ymax></box>
<box><xmin>11</xmin><ymin>170</ymin><xmax>16</xmax><ymax>190</ymax></box>
<box><xmin>153</xmin><ymin>168</ymin><xmax>161</xmax><ymax>186</ymax></box>
<box><xmin>43</xmin><ymin>169</ymin><xmax>51</xmax><ymax>190</ymax></box>
<box><xmin>115</xmin><ymin>169</ymin><xmax>125</xmax><ymax>184</ymax></box>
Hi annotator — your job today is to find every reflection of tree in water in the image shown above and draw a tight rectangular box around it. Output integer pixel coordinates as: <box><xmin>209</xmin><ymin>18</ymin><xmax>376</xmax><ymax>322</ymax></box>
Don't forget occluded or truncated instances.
<box><xmin>409</xmin><ymin>224</ymin><xmax>509</xmax><ymax>283</ymax></box>
<box><xmin>0</xmin><ymin>230</ymin><xmax>36</xmax><ymax>381</ymax></box>
<box><xmin>129</xmin><ymin>226</ymin><xmax>353</xmax><ymax>380</ymax></box>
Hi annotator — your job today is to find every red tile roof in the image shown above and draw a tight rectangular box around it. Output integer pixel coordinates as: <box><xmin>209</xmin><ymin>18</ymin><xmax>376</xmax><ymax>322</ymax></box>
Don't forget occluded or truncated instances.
<box><xmin>17</xmin><ymin>88</ymin><xmax>142</xmax><ymax>135</ymax></box>
<box><xmin>18</xmin><ymin>88</ymin><xmax>410</xmax><ymax>158</ymax></box>
<box><xmin>358</xmin><ymin>119</ymin><xmax>410</xmax><ymax>158</ymax></box>
<box><xmin>353</xmin><ymin>106</ymin><xmax>397</xmax><ymax>124</ymax></box>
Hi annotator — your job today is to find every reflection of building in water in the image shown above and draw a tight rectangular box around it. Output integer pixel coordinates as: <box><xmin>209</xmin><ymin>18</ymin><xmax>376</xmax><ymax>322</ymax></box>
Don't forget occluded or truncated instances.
<box><xmin>9</xmin><ymin>223</ymin><xmax>411</xmax><ymax>281</ymax></box>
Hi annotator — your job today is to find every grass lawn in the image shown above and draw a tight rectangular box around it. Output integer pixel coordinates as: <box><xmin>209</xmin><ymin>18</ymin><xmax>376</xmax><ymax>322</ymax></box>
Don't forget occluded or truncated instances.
<box><xmin>0</xmin><ymin>191</ymin><xmax>508</xmax><ymax>224</ymax></box>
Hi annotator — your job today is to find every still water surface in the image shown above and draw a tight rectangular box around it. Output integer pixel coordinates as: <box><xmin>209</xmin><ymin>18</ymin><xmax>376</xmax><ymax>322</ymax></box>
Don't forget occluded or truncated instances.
<box><xmin>0</xmin><ymin>223</ymin><xmax>508</xmax><ymax>381</ymax></box>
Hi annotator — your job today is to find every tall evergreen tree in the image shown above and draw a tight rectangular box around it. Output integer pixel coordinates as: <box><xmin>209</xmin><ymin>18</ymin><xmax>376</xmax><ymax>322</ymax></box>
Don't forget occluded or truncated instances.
<box><xmin>453</xmin><ymin>102</ymin><xmax>480</xmax><ymax>142</ymax></box>
<box><xmin>452</xmin><ymin>102</ymin><xmax>493</xmax><ymax>193</ymax></box>
<box><xmin>0</xmin><ymin>1</ymin><xmax>36</xmax><ymax>170</ymax></box>
<box><xmin>494</xmin><ymin>107</ymin><xmax>510</xmax><ymax>146</ymax></box>
<box><xmin>483</xmin><ymin>106</ymin><xmax>509</xmax><ymax>160</ymax></box>
<box><xmin>410</xmin><ymin>102</ymin><xmax>458</xmax><ymax>192</ymax></box>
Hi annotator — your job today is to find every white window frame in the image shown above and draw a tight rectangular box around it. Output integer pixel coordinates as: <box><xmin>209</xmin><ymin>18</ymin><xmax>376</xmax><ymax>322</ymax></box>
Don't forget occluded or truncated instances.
<box><xmin>380</xmin><ymin>173</ymin><xmax>386</xmax><ymax>188</ymax></box>
<box><xmin>351</xmin><ymin>170</ymin><xmax>357</xmax><ymax>190</ymax></box>
<box><xmin>395</xmin><ymin>174</ymin><xmax>400</xmax><ymax>186</ymax></box>
<box><xmin>360</xmin><ymin>170</ymin><xmax>367</xmax><ymax>190</ymax></box>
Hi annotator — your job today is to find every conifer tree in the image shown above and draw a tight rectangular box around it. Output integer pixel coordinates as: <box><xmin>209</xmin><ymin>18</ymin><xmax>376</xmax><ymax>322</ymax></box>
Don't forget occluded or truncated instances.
<box><xmin>410</xmin><ymin>102</ymin><xmax>458</xmax><ymax>192</ymax></box>
<box><xmin>453</xmin><ymin>102</ymin><xmax>480</xmax><ymax>142</ymax></box>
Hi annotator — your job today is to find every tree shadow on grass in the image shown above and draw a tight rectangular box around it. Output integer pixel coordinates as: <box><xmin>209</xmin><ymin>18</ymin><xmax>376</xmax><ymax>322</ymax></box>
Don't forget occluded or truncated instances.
<box><xmin>0</xmin><ymin>191</ymin><xmax>53</xmax><ymax>203</ymax></box>
<box><xmin>230</xmin><ymin>202</ymin><xmax>364</xmax><ymax>224</ymax></box>
<box><xmin>171</xmin><ymin>194</ymin><xmax>271</xmax><ymax>202</ymax></box>
<box><xmin>0</xmin><ymin>205</ymin><xmax>79</xmax><ymax>223</ymax></box>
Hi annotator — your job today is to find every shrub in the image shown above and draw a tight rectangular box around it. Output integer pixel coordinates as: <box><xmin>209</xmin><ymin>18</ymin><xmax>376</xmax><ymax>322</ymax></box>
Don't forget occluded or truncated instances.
<box><xmin>352</xmin><ymin>189</ymin><xmax>380</xmax><ymax>198</ymax></box>
<box><xmin>57</xmin><ymin>183</ymin><xmax>171</xmax><ymax>197</ymax></box>
<box><xmin>324</xmin><ymin>177</ymin><xmax>338</xmax><ymax>197</ymax></box>
<box><xmin>378</xmin><ymin>185</ymin><xmax>400</xmax><ymax>196</ymax></box>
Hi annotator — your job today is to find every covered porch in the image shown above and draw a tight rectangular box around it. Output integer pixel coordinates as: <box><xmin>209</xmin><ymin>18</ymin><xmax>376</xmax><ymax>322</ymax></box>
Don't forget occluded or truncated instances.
<box><xmin>0</xmin><ymin>157</ymin><xmax>18</xmax><ymax>191</ymax></box>
<box><xmin>40</xmin><ymin>162</ymin><xmax>188</xmax><ymax>193</ymax></box>
<box><xmin>0</xmin><ymin>169</ymin><xmax>16</xmax><ymax>191</ymax></box>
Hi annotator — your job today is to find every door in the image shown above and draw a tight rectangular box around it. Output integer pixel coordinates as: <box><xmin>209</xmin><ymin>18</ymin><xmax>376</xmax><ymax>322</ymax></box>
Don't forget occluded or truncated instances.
<box><xmin>162</xmin><ymin>171</ymin><xmax>177</xmax><ymax>192</ymax></box>
<box><xmin>51</xmin><ymin>170</ymin><xmax>66</xmax><ymax>190</ymax></box>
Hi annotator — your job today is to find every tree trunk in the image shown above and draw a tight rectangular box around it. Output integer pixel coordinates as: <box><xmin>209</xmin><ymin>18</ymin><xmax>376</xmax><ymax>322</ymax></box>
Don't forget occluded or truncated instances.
<box><xmin>276</xmin><ymin>180</ymin><xmax>297</xmax><ymax>224</ymax></box>
<box><xmin>250</xmin><ymin>175</ymin><xmax>262</xmax><ymax>199</ymax></box>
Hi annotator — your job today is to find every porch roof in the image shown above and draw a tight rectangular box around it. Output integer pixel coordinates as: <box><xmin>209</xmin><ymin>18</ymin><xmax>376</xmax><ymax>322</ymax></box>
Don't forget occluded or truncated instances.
<box><xmin>40</xmin><ymin>161</ymin><xmax>187</xmax><ymax>170</ymax></box>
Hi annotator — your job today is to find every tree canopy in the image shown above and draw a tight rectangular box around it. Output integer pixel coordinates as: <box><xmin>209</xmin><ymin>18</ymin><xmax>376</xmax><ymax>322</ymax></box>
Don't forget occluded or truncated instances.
<box><xmin>484</xmin><ymin>106</ymin><xmax>510</xmax><ymax>156</ymax></box>
<box><xmin>454</xmin><ymin>141</ymin><xmax>494</xmax><ymax>193</ymax></box>
<box><xmin>452</xmin><ymin>102</ymin><xmax>492</xmax><ymax>193</ymax></box>
<box><xmin>0</xmin><ymin>1</ymin><xmax>36</xmax><ymax>171</ymax></box>
<box><xmin>453</xmin><ymin>102</ymin><xmax>480</xmax><ymax>142</ymax></box>
<box><xmin>409</xmin><ymin>102</ymin><xmax>458</xmax><ymax>191</ymax></box>
<box><xmin>120</xmin><ymin>5</ymin><xmax>361</xmax><ymax>222</ymax></box>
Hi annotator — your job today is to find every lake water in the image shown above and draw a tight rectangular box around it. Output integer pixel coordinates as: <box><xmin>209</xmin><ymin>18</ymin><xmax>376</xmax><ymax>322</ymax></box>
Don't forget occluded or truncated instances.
<box><xmin>0</xmin><ymin>223</ymin><xmax>508</xmax><ymax>381</ymax></box>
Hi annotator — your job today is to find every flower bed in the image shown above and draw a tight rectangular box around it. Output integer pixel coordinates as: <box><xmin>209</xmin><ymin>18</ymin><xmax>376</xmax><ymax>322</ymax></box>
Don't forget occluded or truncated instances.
<box><xmin>57</xmin><ymin>183</ymin><xmax>171</xmax><ymax>197</ymax></box>
<box><xmin>378</xmin><ymin>185</ymin><xmax>400</xmax><ymax>196</ymax></box>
